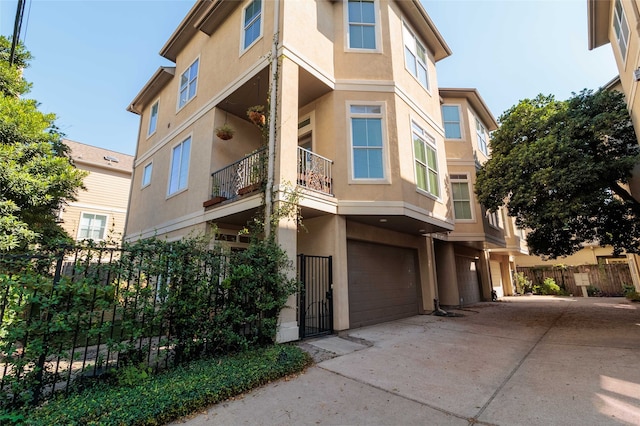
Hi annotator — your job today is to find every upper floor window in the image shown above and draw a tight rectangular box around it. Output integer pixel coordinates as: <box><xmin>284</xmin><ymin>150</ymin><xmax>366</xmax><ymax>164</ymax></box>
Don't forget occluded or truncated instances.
<box><xmin>403</xmin><ymin>24</ymin><xmax>428</xmax><ymax>89</ymax></box>
<box><xmin>178</xmin><ymin>59</ymin><xmax>199</xmax><ymax>109</ymax></box>
<box><xmin>168</xmin><ymin>137</ymin><xmax>191</xmax><ymax>196</ymax></box>
<box><xmin>442</xmin><ymin>105</ymin><xmax>462</xmax><ymax>139</ymax></box>
<box><xmin>142</xmin><ymin>162</ymin><xmax>153</xmax><ymax>188</ymax></box>
<box><xmin>476</xmin><ymin>118</ymin><xmax>488</xmax><ymax>156</ymax></box>
<box><xmin>350</xmin><ymin>105</ymin><xmax>385</xmax><ymax>179</ymax></box>
<box><xmin>450</xmin><ymin>174</ymin><xmax>473</xmax><ymax>220</ymax></box>
<box><xmin>412</xmin><ymin>122</ymin><xmax>439</xmax><ymax>197</ymax></box>
<box><xmin>347</xmin><ymin>0</ymin><xmax>377</xmax><ymax>50</ymax></box>
<box><xmin>613</xmin><ymin>0</ymin><xmax>629</xmax><ymax>60</ymax></box>
<box><xmin>78</xmin><ymin>213</ymin><xmax>107</xmax><ymax>241</ymax></box>
<box><xmin>243</xmin><ymin>0</ymin><xmax>262</xmax><ymax>50</ymax></box>
<box><xmin>148</xmin><ymin>101</ymin><xmax>159</xmax><ymax>136</ymax></box>
<box><xmin>487</xmin><ymin>209</ymin><xmax>503</xmax><ymax>229</ymax></box>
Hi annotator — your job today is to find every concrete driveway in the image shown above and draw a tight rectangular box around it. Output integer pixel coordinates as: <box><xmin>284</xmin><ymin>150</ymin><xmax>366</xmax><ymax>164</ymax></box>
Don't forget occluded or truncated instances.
<box><xmin>173</xmin><ymin>296</ymin><xmax>640</xmax><ymax>425</ymax></box>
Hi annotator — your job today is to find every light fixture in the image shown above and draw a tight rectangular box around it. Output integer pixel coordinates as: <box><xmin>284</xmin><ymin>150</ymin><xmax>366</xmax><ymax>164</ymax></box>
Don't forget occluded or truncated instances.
<box><xmin>379</xmin><ymin>218</ymin><xmax>387</xmax><ymax>223</ymax></box>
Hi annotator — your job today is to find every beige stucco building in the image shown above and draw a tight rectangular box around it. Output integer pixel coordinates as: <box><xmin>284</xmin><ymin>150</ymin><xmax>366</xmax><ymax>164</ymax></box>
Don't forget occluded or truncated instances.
<box><xmin>588</xmin><ymin>0</ymin><xmax>640</xmax><ymax>289</ymax></box>
<box><xmin>61</xmin><ymin>139</ymin><xmax>133</xmax><ymax>244</ymax></box>
<box><xmin>125</xmin><ymin>0</ymin><xmax>519</xmax><ymax>341</ymax></box>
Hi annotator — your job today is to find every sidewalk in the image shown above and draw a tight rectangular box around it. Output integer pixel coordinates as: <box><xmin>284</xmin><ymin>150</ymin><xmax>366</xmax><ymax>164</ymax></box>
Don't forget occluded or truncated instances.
<box><xmin>172</xmin><ymin>296</ymin><xmax>640</xmax><ymax>425</ymax></box>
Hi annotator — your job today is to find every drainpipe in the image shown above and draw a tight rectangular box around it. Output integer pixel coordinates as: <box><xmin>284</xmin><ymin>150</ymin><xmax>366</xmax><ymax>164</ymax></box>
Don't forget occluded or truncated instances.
<box><xmin>264</xmin><ymin>0</ymin><xmax>280</xmax><ymax>239</ymax></box>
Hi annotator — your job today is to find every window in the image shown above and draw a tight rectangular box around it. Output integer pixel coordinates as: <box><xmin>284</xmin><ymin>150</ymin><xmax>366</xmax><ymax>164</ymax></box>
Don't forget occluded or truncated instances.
<box><xmin>442</xmin><ymin>105</ymin><xmax>462</xmax><ymax>139</ymax></box>
<box><xmin>78</xmin><ymin>213</ymin><xmax>107</xmax><ymax>240</ymax></box>
<box><xmin>148</xmin><ymin>101</ymin><xmax>159</xmax><ymax>136</ymax></box>
<box><xmin>168</xmin><ymin>137</ymin><xmax>191</xmax><ymax>195</ymax></box>
<box><xmin>403</xmin><ymin>24</ymin><xmax>428</xmax><ymax>89</ymax></box>
<box><xmin>142</xmin><ymin>162</ymin><xmax>153</xmax><ymax>188</ymax></box>
<box><xmin>487</xmin><ymin>209</ymin><xmax>503</xmax><ymax>229</ymax></box>
<box><xmin>178</xmin><ymin>59</ymin><xmax>199</xmax><ymax>108</ymax></box>
<box><xmin>350</xmin><ymin>105</ymin><xmax>384</xmax><ymax>179</ymax></box>
<box><xmin>243</xmin><ymin>0</ymin><xmax>262</xmax><ymax>50</ymax></box>
<box><xmin>450</xmin><ymin>174</ymin><xmax>473</xmax><ymax>220</ymax></box>
<box><xmin>476</xmin><ymin>118</ymin><xmax>488</xmax><ymax>155</ymax></box>
<box><xmin>614</xmin><ymin>0</ymin><xmax>629</xmax><ymax>60</ymax></box>
<box><xmin>412</xmin><ymin>122</ymin><xmax>439</xmax><ymax>197</ymax></box>
<box><xmin>347</xmin><ymin>0</ymin><xmax>377</xmax><ymax>50</ymax></box>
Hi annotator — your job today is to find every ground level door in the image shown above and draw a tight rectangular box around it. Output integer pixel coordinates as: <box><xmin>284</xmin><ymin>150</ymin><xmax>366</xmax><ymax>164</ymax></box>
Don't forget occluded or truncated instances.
<box><xmin>455</xmin><ymin>255</ymin><xmax>481</xmax><ymax>305</ymax></box>
<box><xmin>298</xmin><ymin>254</ymin><xmax>333</xmax><ymax>339</ymax></box>
<box><xmin>347</xmin><ymin>240</ymin><xmax>419</xmax><ymax>328</ymax></box>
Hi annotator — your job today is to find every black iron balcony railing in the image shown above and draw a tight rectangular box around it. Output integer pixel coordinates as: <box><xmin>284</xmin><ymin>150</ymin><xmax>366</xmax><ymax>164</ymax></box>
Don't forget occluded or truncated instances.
<box><xmin>297</xmin><ymin>147</ymin><xmax>332</xmax><ymax>195</ymax></box>
<box><xmin>205</xmin><ymin>147</ymin><xmax>332</xmax><ymax>208</ymax></box>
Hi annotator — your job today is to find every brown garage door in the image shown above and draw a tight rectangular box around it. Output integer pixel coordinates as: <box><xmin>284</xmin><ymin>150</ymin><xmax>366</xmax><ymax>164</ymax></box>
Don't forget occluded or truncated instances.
<box><xmin>347</xmin><ymin>240</ymin><xmax>419</xmax><ymax>328</ymax></box>
<box><xmin>455</xmin><ymin>255</ymin><xmax>481</xmax><ymax>305</ymax></box>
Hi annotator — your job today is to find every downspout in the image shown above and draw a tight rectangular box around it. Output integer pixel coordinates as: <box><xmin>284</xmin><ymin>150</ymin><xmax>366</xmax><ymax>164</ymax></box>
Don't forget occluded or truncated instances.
<box><xmin>264</xmin><ymin>0</ymin><xmax>280</xmax><ymax>239</ymax></box>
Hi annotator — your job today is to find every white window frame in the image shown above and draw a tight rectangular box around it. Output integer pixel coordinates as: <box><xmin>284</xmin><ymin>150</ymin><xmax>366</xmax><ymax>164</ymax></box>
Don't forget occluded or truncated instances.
<box><xmin>613</xmin><ymin>0</ymin><xmax>629</xmax><ymax>61</ymax></box>
<box><xmin>487</xmin><ymin>209</ymin><xmax>504</xmax><ymax>229</ymax></box>
<box><xmin>412</xmin><ymin>121</ymin><xmax>440</xmax><ymax>198</ymax></box>
<box><xmin>476</xmin><ymin>117</ymin><xmax>489</xmax><ymax>156</ymax></box>
<box><xmin>442</xmin><ymin>104</ymin><xmax>463</xmax><ymax>140</ymax></box>
<box><xmin>241</xmin><ymin>0</ymin><xmax>263</xmax><ymax>53</ymax></box>
<box><xmin>147</xmin><ymin>100</ymin><xmax>159</xmax><ymax>136</ymax></box>
<box><xmin>345</xmin><ymin>0</ymin><xmax>381</xmax><ymax>52</ymax></box>
<box><xmin>141</xmin><ymin>162</ymin><xmax>153</xmax><ymax>188</ymax></box>
<box><xmin>77</xmin><ymin>212</ymin><xmax>108</xmax><ymax>241</ymax></box>
<box><xmin>402</xmin><ymin>22</ymin><xmax>429</xmax><ymax>90</ymax></box>
<box><xmin>167</xmin><ymin>136</ymin><xmax>192</xmax><ymax>197</ymax></box>
<box><xmin>178</xmin><ymin>58</ymin><xmax>199</xmax><ymax>110</ymax></box>
<box><xmin>348</xmin><ymin>102</ymin><xmax>388</xmax><ymax>183</ymax></box>
<box><xmin>450</xmin><ymin>173</ymin><xmax>474</xmax><ymax>221</ymax></box>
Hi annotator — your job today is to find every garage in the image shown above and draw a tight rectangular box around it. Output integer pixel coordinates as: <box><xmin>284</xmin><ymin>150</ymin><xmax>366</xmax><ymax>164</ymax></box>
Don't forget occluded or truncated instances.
<box><xmin>455</xmin><ymin>255</ymin><xmax>481</xmax><ymax>305</ymax></box>
<box><xmin>347</xmin><ymin>240</ymin><xmax>420</xmax><ymax>328</ymax></box>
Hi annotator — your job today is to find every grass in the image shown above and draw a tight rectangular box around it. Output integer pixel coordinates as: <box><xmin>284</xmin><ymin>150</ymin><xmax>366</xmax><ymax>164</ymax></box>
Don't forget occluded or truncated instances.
<box><xmin>1</xmin><ymin>344</ymin><xmax>312</xmax><ymax>426</ymax></box>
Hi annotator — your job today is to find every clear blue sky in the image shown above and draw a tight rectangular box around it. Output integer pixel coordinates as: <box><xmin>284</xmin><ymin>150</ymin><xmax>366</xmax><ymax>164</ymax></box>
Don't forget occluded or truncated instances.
<box><xmin>1</xmin><ymin>0</ymin><xmax>618</xmax><ymax>156</ymax></box>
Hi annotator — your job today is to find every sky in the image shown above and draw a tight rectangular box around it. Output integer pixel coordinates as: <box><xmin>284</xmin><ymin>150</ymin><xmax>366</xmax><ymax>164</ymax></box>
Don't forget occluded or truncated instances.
<box><xmin>0</xmin><ymin>0</ymin><xmax>619</xmax><ymax>156</ymax></box>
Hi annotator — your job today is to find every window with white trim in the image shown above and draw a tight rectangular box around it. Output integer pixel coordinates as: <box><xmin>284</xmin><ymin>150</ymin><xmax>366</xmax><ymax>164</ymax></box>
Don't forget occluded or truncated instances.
<box><xmin>178</xmin><ymin>59</ymin><xmax>199</xmax><ymax>109</ymax></box>
<box><xmin>412</xmin><ymin>122</ymin><xmax>439</xmax><ymax>197</ymax></box>
<box><xmin>450</xmin><ymin>174</ymin><xmax>473</xmax><ymax>220</ymax></box>
<box><xmin>148</xmin><ymin>101</ymin><xmax>159</xmax><ymax>136</ymax></box>
<box><xmin>350</xmin><ymin>105</ymin><xmax>384</xmax><ymax>179</ymax></box>
<box><xmin>142</xmin><ymin>162</ymin><xmax>153</xmax><ymax>188</ymax></box>
<box><xmin>347</xmin><ymin>0</ymin><xmax>377</xmax><ymax>50</ymax></box>
<box><xmin>614</xmin><ymin>0</ymin><xmax>629</xmax><ymax>60</ymax></box>
<box><xmin>442</xmin><ymin>105</ymin><xmax>462</xmax><ymax>139</ymax></box>
<box><xmin>168</xmin><ymin>137</ymin><xmax>191</xmax><ymax>195</ymax></box>
<box><xmin>487</xmin><ymin>209</ymin><xmax>503</xmax><ymax>229</ymax></box>
<box><xmin>403</xmin><ymin>23</ymin><xmax>428</xmax><ymax>89</ymax></box>
<box><xmin>78</xmin><ymin>213</ymin><xmax>107</xmax><ymax>240</ymax></box>
<box><xmin>242</xmin><ymin>0</ymin><xmax>262</xmax><ymax>50</ymax></box>
<box><xmin>476</xmin><ymin>117</ymin><xmax>488</xmax><ymax>156</ymax></box>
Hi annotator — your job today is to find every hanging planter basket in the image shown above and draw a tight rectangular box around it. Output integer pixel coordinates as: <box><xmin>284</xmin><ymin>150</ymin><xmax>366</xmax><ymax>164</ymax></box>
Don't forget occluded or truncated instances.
<box><xmin>247</xmin><ymin>105</ymin><xmax>266</xmax><ymax>127</ymax></box>
<box><xmin>215</xmin><ymin>124</ymin><xmax>235</xmax><ymax>140</ymax></box>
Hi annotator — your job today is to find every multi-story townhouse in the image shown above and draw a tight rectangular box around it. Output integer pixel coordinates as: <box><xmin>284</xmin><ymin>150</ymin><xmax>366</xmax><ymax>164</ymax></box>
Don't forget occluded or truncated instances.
<box><xmin>588</xmin><ymin>1</ymin><xmax>640</xmax><ymax>289</ymax></box>
<box><xmin>435</xmin><ymin>88</ymin><xmax>526</xmax><ymax>304</ymax></box>
<box><xmin>60</xmin><ymin>139</ymin><xmax>133</xmax><ymax>243</ymax></box>
<box><xmin>125</xmin><ymin>0</ymin><xmax>473</xmax><ymax>342</ymax></box>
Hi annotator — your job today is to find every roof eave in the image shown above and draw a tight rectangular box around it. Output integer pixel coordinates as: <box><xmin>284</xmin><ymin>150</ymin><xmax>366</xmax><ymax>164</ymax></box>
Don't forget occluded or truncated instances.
<box><xmin>127</xmin><ymin>67</ymin><xmax>175</xmax><ymax>115</ymax></box>
<box><xmin>398</xmin><ymin>0</ymin><xmax>452</xmax><ymax>62</ymax></box>
<box><xmin>439</xmin><ymin>87</ymin><xmax>498</xmax><ymax>131</ymax></box>
<box><xmin>588</xmin><ymin>0</ymin><xmax>612</xmax><ymax>50</ymax></box>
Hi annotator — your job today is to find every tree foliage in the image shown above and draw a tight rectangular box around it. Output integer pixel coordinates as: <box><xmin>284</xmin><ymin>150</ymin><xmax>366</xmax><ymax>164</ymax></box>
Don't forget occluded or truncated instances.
<box><xmin>0</xmin><ymin>36</ymin><xmax>86</xmax><ymax>251</ymax></box>
<box><xmin>475</xmin><ymin>89</ymin><xmax>640</xmax><ymax>258</ymax></box>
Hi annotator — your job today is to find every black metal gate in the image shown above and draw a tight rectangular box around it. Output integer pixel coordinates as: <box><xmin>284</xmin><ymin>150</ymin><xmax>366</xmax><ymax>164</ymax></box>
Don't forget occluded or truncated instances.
<box><xmin>297</xmin><ymin>254</ymin><xmax>333</xmax><ymax>339</ymax></box>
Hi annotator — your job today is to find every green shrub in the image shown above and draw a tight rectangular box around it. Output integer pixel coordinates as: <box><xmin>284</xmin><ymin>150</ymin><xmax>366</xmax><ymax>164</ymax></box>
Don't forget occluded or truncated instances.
<box><xmin>586</xmin><ymin>285</ymin><xmax>602</xmax><ymax>297</ymax></box>
<box><xmin>2</xmin><ymin>345</ymin><xmax>311</xmax><ymax>426</ymax></box>
<box><xmin>514</xmin><ymin>272</ymin><xmax>533</xmax><ymax>294</ymax></box>
<box><xmin>534</xmin><ymin>277</ymin><xmax>562</xmax><ymax>295</ymax></box>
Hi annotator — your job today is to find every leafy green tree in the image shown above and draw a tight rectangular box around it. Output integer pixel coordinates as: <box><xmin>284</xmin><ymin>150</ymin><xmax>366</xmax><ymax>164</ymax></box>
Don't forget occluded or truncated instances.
<box><xmin>0</xmin><ymin>36</ymin><xmax>86</xmax><ymax>251</ymax></box>
<box><xmin>475</xmin><ymin>89</ymin><xmax>640</xmax><ymax>258</ymax></box>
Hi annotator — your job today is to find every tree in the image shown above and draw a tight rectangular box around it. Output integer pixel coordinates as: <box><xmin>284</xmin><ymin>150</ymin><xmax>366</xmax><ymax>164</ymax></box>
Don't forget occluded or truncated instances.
<box><xmin>0</xmin><ymin>36</ymin><xmax>86</xmax><ymax>251</ymax></box>
<box><xmin>475</xmin><ymin>89</ymin><xmax>640</xmax><ymax>258</ymax></box>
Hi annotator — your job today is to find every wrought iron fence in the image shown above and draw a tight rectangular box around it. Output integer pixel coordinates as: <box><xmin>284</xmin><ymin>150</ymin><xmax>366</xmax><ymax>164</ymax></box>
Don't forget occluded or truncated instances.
<box><xmin>0</xmin><ymin>241</ymin><xmax>267</xmax><ymax>408</ymax></box>
<box><xmin>209</xmin><ymin>148</ymin><xmax>267</xmax><ymax>202</ymax></box>
<box><xmin>297</xmin><ymin>147</ymin><xmax>333</xmax><ymax>195</ymax></box>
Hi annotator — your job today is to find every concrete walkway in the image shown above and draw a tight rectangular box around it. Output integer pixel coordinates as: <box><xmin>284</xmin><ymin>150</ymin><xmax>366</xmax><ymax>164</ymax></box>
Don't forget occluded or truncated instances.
<box><xmin>172</xmin><ymin>296</ymin><xmax>640</xmax><ymax>425</ymax></box>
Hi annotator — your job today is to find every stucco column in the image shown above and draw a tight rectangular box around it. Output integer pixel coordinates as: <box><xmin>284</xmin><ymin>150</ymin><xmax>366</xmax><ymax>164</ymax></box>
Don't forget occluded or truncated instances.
<box><xmin>478</xmin><ymin>250</ymin><xmax>492</xmax><ymax>301</ymax></box>
<box><xmin>332</xmin><ymin>216</ymin><xmax>349</xmax><ymax>330</ymax></box>
<box><xmin>435</xmin><ymin>241</ymin><xmax>459</xmax><ymax>306</ymax></box>
<box><xmin>274</xmin><ymin>56</ymin><xmax>300</xmax><ymax>343</ymax></box>
<box><xmin>419</xmin><ymin>236</ymin><xmax>437</xmax><ymax>313</ymax></box>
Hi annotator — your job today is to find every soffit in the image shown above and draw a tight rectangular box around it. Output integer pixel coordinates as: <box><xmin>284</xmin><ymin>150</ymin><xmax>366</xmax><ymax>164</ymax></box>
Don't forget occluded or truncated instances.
<box><xmin>127</xmin><ymin>67</ymin><xmax>175</xmax><ymax>115</ymax></box>
<box><xmin>396</xmin><ymin>0</ymin><xmax>452</xmax><ymax>62</ymax></box>
<box><xmin>588</xmin><ymin>0</ymin><xmax>612</xmax><ymax>50</ymax></box>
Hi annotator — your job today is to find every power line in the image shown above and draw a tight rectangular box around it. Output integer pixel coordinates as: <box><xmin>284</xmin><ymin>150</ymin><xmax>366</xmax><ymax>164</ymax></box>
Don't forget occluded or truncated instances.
<box><xmin>9</xmin><ymin>0</ymin><xmax>26</xmax><ymax>66</ymax></box>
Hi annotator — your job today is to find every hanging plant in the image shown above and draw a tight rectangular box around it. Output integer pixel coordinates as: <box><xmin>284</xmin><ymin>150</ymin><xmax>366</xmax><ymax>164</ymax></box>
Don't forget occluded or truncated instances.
<box><xmin>215</xmin><ymin>123</ymin><xmax>235</xmax><ymax>140</ymax></box>
<box><xmin>247</xmin><ymin>105</ymin><xmax>266</xmax><ymax>127</ymax></box>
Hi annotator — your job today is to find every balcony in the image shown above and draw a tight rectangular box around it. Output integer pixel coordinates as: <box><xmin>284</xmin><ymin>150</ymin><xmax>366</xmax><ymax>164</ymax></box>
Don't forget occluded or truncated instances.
<box><xmin>204</xmin><ymin>147</ymin><xmax>333</xmax><ymax>208</ymax></box>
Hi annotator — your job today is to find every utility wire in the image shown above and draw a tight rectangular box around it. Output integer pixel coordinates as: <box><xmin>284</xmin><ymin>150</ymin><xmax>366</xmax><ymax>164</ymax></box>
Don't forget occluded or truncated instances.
<box><xmin>9</xmin><ymin>0</ymin><xmax>26</xmax><ymax>66</ymax></box>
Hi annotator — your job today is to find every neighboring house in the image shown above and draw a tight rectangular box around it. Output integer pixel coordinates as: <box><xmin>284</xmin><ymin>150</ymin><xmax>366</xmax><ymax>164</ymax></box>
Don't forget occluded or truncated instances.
<box><xmin>587</xmin><ymin>1</ymin><xmax>640</xmax><ymax>289</ymax></box>
<box><xmin>125</xmin><ymin>0</ymin><xmax>519</xmax><ymax>342</ymax></box>
<box><xmin>436</xmin><ymin>88</ymin><xmax>528</xmax><ymax>302</ymax></box>
<box><xmin>61</xmin><ymin>139</ymin><xmax>133</xmax><ymax>244</ymax></box>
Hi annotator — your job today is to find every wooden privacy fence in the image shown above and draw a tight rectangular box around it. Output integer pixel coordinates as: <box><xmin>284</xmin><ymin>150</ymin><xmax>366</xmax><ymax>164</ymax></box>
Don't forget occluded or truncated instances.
<box><xmin>516</xmin><ymin>264</ymin><xmax>632</xmax><ymax>296</ymax></box>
